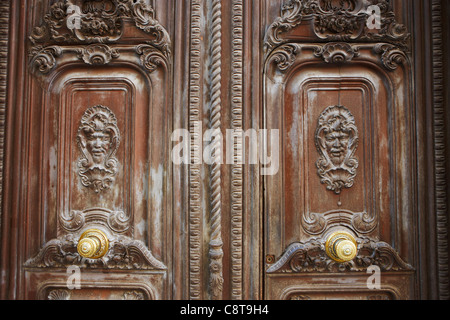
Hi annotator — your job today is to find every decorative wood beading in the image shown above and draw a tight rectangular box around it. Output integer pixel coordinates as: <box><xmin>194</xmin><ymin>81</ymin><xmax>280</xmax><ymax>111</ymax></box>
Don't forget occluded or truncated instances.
<box><xmin>431</xmin><ymin>0</ymin><xmax>449</xmax><ymax>300</ymax></box>
<box><xmin>230</xmin><ymin>0</ymin><xmax>244</xmax><ymax>301</ymax></box>
<box><xmin>0</xmin><ymin>0</ymin><xmax>9</xmax><ymax>239</ymax></box>
<box><xmin>315</xmin><ymin>105</ymin><xmax>359</xmax><ymax>195</ymax></box>
<box><xmin>188</xmin><ymin>0</ymin><xmax>204</xmax><ymax>300</ymax></box>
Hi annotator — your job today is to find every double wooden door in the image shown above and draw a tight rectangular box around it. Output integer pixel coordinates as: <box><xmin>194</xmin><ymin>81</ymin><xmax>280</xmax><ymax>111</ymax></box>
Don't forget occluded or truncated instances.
<box><xmin>0</xmin><ymin>0</ymin><xmax>448</xmax><ymax>300</ymax></box>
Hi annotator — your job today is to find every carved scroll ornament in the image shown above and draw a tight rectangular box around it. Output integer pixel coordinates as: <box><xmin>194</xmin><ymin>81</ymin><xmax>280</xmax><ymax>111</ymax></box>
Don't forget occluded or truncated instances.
<box><xmin>315</xmin><ymin>105</ymin><xmax>359</xmax><ymax>194</ymax></box>
<box><xmin>24</xmin><ymin>234</ymin><xmax>166</xmax><ymax>271</ymax></box>
<box><xmin>266</xmin><ymin>237</ymin><xmax>414</xmax><ymax>274</ymax></box>
<box><xmin>264</xmin><ymin>0</ymin><xmax>410</xmax><ymax>71</ymax></box>
<box><xmin>77</xmin><ymin>105</ymin><xmax>120</xmax><ymax>193</ymax></box>
<box><xmin>29</xmin><ymin>0</ymin><xmax>171</xmax><ymax>74</ymax></box>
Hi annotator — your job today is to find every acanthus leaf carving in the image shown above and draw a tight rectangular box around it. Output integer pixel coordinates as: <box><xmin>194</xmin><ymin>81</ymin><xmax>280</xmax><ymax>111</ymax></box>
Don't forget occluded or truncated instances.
<box><xmin>264</xmin><ymin>0</ymin><xmax>410</xmax><ymax>71</ymax></box>
<box><xmin>77</xmin><ymin>44</ymin><xmax>120</xmax><ymax>65</ymax></box>
<box><xmin>266</xmin><ymin>237</ymin><xmax>414</xmax><ymax>274</ymax></box>
<box><xmin>29</xmin><ymin>0</ymin><xmax>171</xmax><ymax>74</ymax></box>
<box><xmin>267</xmin><ymin>43</ymin><xmax>300</xmax><ymax>73</ymax></box>
<box><xmin>29</xmin><ymin>45</ymin><xmax>62</xmax><ymax>74</ymax></box>
<box><xmin>314</xmin><ymin>42</ymin><xmax>360</xmax><ymax>64</ymax></box>
<box><xmin>135</xmin><ymin>44</ymin><xmax>168</xmax><ymax>73</ymax></box>
<box><xmin>60</xmin><ymin>208</ymin><xmax>131</xmax><ymax>234</ymax></box>
<box><xmin>24</xmin><ymin>234</ymin><xmax>166</xmax><ymax>271</ymax></box>
<box><xmin>373</xmin><ymin>43</ymin><xmax>408</xmax><ymax>71</ymax></box>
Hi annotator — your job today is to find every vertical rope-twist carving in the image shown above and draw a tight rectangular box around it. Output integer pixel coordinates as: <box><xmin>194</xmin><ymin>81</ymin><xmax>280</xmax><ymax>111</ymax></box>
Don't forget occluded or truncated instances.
<box><xmin>208</xmin><ymin>0</ymin><xmax>224</xmax><ymax>300</ymax></box>
<box><xmin>432</xmin><ymin>0</ymin><xmax>449</xmax><ymax>301</ymax></box>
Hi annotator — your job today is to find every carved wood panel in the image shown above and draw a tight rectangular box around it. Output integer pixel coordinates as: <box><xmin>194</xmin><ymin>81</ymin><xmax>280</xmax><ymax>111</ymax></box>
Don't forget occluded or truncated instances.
<box><xmin>263</xmin><ymin>0</ymin><xmax>417</xmax><ymax>300</ymax></box>
<box><xmin>19</xmin><ymin>0</ymin><xmax>173</xmax><ymax>300</ymax></box>
<box><xmin>0</xmin><ymin>0</ymin><xmax>449</xmax><ymax>301</ymax></box>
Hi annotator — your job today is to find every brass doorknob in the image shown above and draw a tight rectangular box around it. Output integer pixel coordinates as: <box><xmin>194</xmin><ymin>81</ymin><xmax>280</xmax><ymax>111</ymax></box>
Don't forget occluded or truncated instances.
<box><xmin>325</xmin><ymin>231</ymin><xmax>358</xmax><ymax>263</ymax></box>
<box><xmin>77</xmin><ymin>229</ymin><xmax>109</xmax><ymax>259</ymax></box>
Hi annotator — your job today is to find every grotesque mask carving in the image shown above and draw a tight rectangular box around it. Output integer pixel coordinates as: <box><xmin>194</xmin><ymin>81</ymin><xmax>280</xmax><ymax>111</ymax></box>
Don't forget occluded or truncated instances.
<box><xmin>315</xmin><ymin>105</ymin><xmax>359</xmax><ymax>194</ymax></box>
<box><xmin>77</xmin><ymin>105</ymin><xmax>120</xmax><ymax>193</ymax></box>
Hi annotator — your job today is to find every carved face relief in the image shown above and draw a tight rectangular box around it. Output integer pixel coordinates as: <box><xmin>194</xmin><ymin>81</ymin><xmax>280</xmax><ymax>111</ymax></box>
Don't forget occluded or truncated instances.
<box><xmin>77</xmin><ymin>105</ymin><xmax>120</xmax><ymax>193</ymax></box>
<box><xmin>315</xmin><ymin>105</ymin><xmax>359</xmax><ymax>194</ymax></box>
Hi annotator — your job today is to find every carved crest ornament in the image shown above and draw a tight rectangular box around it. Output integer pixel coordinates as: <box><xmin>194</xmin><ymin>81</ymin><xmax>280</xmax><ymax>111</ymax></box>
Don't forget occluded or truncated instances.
<box><xmin>264</xmin><ymin>0</ymin><xmax>410</xmax><ymax>72</ymax></box>
<box><xmin>29</xmin><ymin>0</ymin><xmax>171</xmax><ymax>74</ymax></box>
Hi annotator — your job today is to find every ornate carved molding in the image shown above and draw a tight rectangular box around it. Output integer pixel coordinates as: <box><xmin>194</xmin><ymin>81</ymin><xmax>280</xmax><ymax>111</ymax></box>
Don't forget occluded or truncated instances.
<box><xmin>48</xmin><ymin>289</ymin><xmax>71</xmax><ymax>300</ymax></box>
<box><xmin>230</xmin><ymin>0</ymin><xmax>244</xmax><ymax>301</ymax></box>
<box><xmin>268</xmin><ymin>43</ymin><xmax>299</xmax><ymax>72</ymax></box>
<box><xmin>264</xmin><ymin>0</ymin><xmax>410</xmax><ymax>71</ymax></box>
<box><xmin>314</xmin><ymin>42</ymin><xmax>360</xmax><ymax>63</ymax></box>
<box><xmin>60</xmin><ymin>208</ymin><xmax>131</xmax><ymax>234</ymax></box>
<box><xmin>373</xmin><ymin>43</ymin><xmax>407</xmax><ymax>71</ymax></box>
<box><xmin>123</xmin><ymin>291</ymin><xmax>145</xmax><ymax>300</ymax></box>
<box><xmin>24</xmin><ymin>234</ymin><xmax>166</xmax><ymax>271</ymax></box>
<box><xmin>77</xmin><ymin>105</ymin><xmax>120</xmax><ymax>194</ymax></box>
<box><xmin>29</xmin><ymin>45</ymin><xmax>63</xmax><ymax>75</ymax></box>
<box><xmin>266</xmin><ymin>237</ymin><xmax>414</xmax><ymax>274</ymax></box>
<box><xmin>315</xmin><ymin>105</ymin><xmax>359</xmax><ymax>195</ymax></box>
<box><xmin>265</xmin><ymin>0</ymin><xmax>409</xmax><ymax>50</ymax></box>
<box><xmin>302</xmin><ymin>210</ymin><xmax>378</xmax><ymax>236</ymax></box>
<box><xmin>188</xmin><ymin>0</ymin><xmax>204</xmax><ymax>300</ymax></box>
<box><xmin>77</xmin><ymin>44</ymin><xmax>120</xmax><ymax>65</ymax></box>
<box><xmin>431</xmin><ymin>0</ymin><xmax>449</xmax><ymax>301</ymax></box>
<box><xmin>28</xmin><ymin>0</ymin><xmax>171</xmax><ymax>74</ymax></box>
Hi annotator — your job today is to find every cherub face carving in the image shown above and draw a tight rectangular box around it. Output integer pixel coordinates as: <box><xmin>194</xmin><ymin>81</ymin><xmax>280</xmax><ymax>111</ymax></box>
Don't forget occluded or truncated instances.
<box><xmin>315</xmin><ymin>105</ymin><xmax>359</xmax><ymax>194</ymax></box>
<box><xmin>77</xmin><ymin>105</ymin><xmax>120</xmax><ymax>193</ymax></box>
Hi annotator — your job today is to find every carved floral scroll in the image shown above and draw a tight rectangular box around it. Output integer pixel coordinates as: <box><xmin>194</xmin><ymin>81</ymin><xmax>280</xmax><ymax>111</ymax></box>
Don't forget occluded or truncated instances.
<box><xmin>264</xmin><ymin>0</ymin><xmax>410</xmax><ymax>72</ymax></box>
<box><xmin>28</xmin><ymin>0</ymin><xmax>171</xmax><ymax>74</ymax></box>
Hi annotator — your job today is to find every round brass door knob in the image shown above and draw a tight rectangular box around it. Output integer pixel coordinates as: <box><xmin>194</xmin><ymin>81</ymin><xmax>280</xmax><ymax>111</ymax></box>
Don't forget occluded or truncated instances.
<box><xmin>77</xmin><ymin>229</ymin><xmax>109</xmax><ymax>259</ymax></box>
<box><xmin>325</xmin><ymin>231</ymin><xmax>358</xmax><ymax>263</ymax></box>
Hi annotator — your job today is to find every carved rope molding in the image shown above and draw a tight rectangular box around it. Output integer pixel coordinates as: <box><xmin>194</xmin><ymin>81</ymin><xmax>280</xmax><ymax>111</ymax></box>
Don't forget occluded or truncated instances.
<box><xmin>266</xmin><ymin>237</ymin><xmax>414</xmax><ymax>274</ymax></box>
<box><xmin>207</xmin><ymin>0</ymin><xmax>224</xmax><ymax>301</ymax></box>
<box><xmin>264</xmin><ymin>0</ymin><xmax>410</xmax><ymax>72</ymax></box>
<box><xmin>28</xmin><ymin>0</ymin><xmax>171</xmax><ymax>74</ymax></box>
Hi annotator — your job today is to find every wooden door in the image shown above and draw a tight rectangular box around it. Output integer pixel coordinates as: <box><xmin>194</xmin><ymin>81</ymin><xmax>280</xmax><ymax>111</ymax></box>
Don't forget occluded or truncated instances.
<box><xmin>0</xmin><ymin>0</ymin><xmax>449</xmax><ymax>300</ymax></box>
